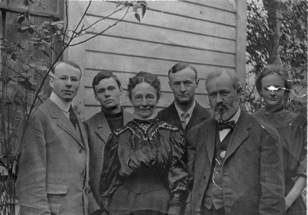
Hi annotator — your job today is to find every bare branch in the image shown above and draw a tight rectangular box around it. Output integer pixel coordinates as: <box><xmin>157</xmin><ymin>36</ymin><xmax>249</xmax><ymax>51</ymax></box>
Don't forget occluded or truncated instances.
<box><xmin>68</xmin><ymin>7</ymin><xmax>130</xmax><ymax>47</ymax></box>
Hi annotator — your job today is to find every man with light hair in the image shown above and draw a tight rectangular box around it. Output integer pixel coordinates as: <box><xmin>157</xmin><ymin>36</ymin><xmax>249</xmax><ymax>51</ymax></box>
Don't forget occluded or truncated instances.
<box><xmin>17</xmin><ymin>61</ymin><xmax>99</xmax><ymax>214</ymax></box>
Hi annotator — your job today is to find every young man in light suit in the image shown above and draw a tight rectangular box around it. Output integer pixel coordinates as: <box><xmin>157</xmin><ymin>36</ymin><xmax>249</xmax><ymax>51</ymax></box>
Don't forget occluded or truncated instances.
<box><xmin>16</xmin><ymin>61</ymin><xmax>99</xmax><ymax>215</ymax></box>
<box><xmin>185</xmin><ymin>70</ymin><xmax>286</xmax><ymax>215</ymax></box>
<box><xmin>84</xmin><ymin>71</ymin><xmax>134</xmax><ymax>207</ymax></box>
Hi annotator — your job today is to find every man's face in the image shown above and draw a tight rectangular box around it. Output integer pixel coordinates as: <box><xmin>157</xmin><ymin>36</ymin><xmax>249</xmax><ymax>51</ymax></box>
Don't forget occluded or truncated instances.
<box><xmin>260</xmin><ymin>74</ymin><xmax>286</xmax><ymax>109</ymax></box>
<box><xmin>50</xmin><ymin>63</ymin><xmax>81</xmax><ymax>102</ymax></box>
<box><xmin>94</xmin><ymin>77</ymin><xmax>122</xmax><ymax>112</ymax></box>
<box><xmin>206</xmin><ymin>73</ymin><xmax>239</xmax><ymax>121</ymax></box>
<box><xmin>169</xmin><ymin>67</ymin><xmax>198</xmax><ymax>106</ymax></box>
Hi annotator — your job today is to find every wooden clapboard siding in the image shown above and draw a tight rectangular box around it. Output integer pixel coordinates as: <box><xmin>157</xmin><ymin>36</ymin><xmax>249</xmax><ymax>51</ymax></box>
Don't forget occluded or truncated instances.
<box><xmin>85</xmin><ymin>36</ymin><xmax>235</xmax><ymax>68</ymax></box>
<box><xmin>186</xmin><ymin>0</ymin><xmax>236</xmax><ymax>12</ymax></box>
<box><xmin>84</xmin><ymin>69</ymin><xmax>208</xmax><ymax>94</ymax></box>
<box><xmin>67</xmin><ymin>0</ymin><xmax>246</xmax><ymax>120</ymax></box>
<box><xmin>85</xmin><ymin>52</ymin><xmax>235</xmax><ymax>80</ymax></box>
<box><xmin>85</xmin><ymin>9</ymin><xmax>236</xmax><ymax>40</ymax></box>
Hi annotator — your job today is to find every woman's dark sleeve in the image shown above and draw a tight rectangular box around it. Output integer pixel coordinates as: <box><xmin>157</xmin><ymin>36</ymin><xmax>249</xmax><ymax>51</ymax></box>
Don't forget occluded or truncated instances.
<box><xmin>293</xmin><ymin>115</ymin><xmax>307</xmax><ymax>177</ymax></box>
<box><xmin>168</xmin><ymin>130</ymin><xmax>189</xmax><ymax>207</ymax></box>
<box><xmin>99</xmin><ymin>133</ymin><xmax>121</xmax><ymax>207</ymax></box>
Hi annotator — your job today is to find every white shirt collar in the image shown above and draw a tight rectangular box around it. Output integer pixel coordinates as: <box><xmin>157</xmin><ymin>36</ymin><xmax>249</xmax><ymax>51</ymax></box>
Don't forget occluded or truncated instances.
<box><xmin>228</xmin><ymin>106</ymin><xmax>241</xmax><ymax>123</ymax></box>
<box><xmin>49</xmin><ymin>92</ymin><xmax>71</xmax><ymax>112</ymax></box>
<box><xmin>174</xmin><ymin>100</ymin><xmax>196</xmax><ymax>119</ymax></box>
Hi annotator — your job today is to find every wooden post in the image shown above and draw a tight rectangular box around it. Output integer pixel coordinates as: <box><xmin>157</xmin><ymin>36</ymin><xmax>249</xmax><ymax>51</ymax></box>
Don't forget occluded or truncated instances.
<box><xmin>235</xmin><ymin>0</ymin><xmax>247</xmax><ymax>87</ymax></box>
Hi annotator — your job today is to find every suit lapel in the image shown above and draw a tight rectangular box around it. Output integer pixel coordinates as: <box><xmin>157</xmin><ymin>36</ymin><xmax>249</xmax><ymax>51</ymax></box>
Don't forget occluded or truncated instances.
<box><xmin>187</xmin><ymin>102</ymin><xmax>207</xmax><ymax>130</ymax></box>
<box><xmin>169</xmin><ymin>103</ymin><xmax>184</xmax><ymax>130</ymax></box>
<box><xmin>225</xmin><ymin>110</ymin><xmax>251</xmax><ymax>161</ymax></box>
<box><xmin>95</xmin><ymin>112</ymin><xmax>112</xmax><ymax>143</ymax></box>
<box><xmin>204</xmin><ymin>120</ymin><xmax>216</xmax><ymax>164</ymax></box>
<box><xmin>46</xmin><ymin>99</ymin><xmax>85</xmax><ymax>149</ymax></box>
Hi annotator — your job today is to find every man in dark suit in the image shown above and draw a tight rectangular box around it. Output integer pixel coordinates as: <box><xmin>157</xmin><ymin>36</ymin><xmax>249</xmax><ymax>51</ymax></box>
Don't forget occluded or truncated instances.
<box><xmin>84</xmin><ymin>71</ymin><xmax>134</xmax><ymax>205</ymax></box>
<box><xmin>185</xmin><ymin>70</ymin><xmax>286</xmax><ymax>215</ymax></box>
<box><xmin>16</xmin><ymin>61</ymin><xmax>99</xmax><ymax>215</ymax></box>
<box><xmin>157</xmin><ymin>63</ymin><xmax>210</xmax><ymax>134</ymax></box>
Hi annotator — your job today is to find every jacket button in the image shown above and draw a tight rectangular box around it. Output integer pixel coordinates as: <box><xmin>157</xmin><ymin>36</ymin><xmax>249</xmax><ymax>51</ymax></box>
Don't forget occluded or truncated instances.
<box><xmin>203</xmin><ymin>175</ymin><xmax>206</xmax><ymax>179</ymax></box>
<box><xmin>198</xmin><ymin>193</ymin><xmax>202</xmax><ymax>198</ymax></box>
<box><xmin>79</xmin><ymin>148</ymin><xmax>83</xmax><ymax>153</ymax></box>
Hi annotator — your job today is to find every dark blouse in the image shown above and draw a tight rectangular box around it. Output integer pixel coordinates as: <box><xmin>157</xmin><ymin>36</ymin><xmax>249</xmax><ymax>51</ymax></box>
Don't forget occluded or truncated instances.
<box><xmin>254</xmin><ymin>109</ymin><xmax>307</xmax><ymax>190</ymax></box>
<box><xmin>99</xmin><ymin>118</ymin><xmax>188</xmax><ymax>208</ymax></box>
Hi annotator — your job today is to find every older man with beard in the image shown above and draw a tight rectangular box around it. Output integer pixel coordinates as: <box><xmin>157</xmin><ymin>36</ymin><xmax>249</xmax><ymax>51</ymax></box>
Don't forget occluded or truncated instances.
<box><xmin>185</xmin><ymin>70</ymin><xmax>286</xmax><ymax>215</ymax></box>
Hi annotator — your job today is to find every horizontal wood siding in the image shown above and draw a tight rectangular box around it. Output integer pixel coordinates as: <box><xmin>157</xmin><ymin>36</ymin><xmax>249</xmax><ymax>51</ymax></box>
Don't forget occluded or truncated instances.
<box><xmin>70</xmin><ymin>0</ymin><xmax>240</xmax><ymax>120</ymax></box>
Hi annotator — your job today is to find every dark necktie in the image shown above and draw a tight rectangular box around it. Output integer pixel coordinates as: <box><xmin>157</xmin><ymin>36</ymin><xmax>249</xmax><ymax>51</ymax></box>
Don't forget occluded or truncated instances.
<box><xmin>218</xmin><ymin>120</ymin><xmax>235</xmax><ymax>131</ymax></box>
<box><xmin>69</xmin><ymin>106</ymin><xmax>77</xmax><ymax>128</ymax></box>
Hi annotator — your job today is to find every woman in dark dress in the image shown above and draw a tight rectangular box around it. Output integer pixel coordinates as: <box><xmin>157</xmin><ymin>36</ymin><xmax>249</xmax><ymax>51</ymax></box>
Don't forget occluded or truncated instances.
<box><xmin>253</xmin><ymin>65</ymin><xmax>306</xmax><ymax>215</ymax></box>
<box><xmin>99</xmin><ymin>72</ymin><xmax>188</xmax><ymax>215</ymax></box>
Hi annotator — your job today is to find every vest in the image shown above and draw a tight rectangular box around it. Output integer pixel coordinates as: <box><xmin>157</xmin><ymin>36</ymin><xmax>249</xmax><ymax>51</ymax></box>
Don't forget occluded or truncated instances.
<box><xmin>203</xmin><ymin>129</ymin><xmax>233</xmax><ymax>209</ymax></box>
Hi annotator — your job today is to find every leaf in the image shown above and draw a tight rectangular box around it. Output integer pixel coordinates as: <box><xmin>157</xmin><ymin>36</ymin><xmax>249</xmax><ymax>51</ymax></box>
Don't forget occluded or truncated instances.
<box><xmin>28</xmin><ymin>27</ymin><xmax>34</xmax><ymax>34</ymax></box>
<box><xmin>16</xmin><ymin>43</ymin><xmax>25</xmax><ymax>50</ymax></box>
<box><xmin>10</xmin><ymin>54</ymin><xmax>17</xmax><ymax>61</ymax></box>
<box><xmin>17</xmin><ymin>14</ymin><xmax>25</xmax><ymax>25</ymax></box>
<box><xmin>142</xmin><ymin>4</ymin><xmax>147</xmax><ymax>18</ymax></box>
<box><xmin>17</xmin><ymin>26</ymin><xmax>29</xmax><ymax>33</ymax></box>
<box><xmin>134</xmin><ymin>13</ymin><xmax>141</xmax><ymax>22</ymax></box>
<box><xmin>116</xmin><ymin>1</ymin><xmax>122</xmax><ymax>8</ymax></box>
<box><xmin>40</xmin><ymin>49</ymin><xmax>50</xmax><ymax>57</ymax></box>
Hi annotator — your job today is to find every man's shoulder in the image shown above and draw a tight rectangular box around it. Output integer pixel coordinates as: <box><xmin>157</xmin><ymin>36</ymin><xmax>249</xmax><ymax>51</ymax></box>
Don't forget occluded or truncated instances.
<box><xmin>192</xmin><ymin>102</ymin><xmax>211</xmax><ymax>118</ymax></box>
<box><xmin>187</xmin><ymin>118</ymin><xmax>213</xmax><ymax>139</ymax></box>
<box><xmin>157</xmin><ymin>103</ymin><xmax>175</xmax><ymax>116</ymax></box>
<box><xmin>241</xmin><ymin>111</ymin><xmax>280</xmax><ymax>141</ymax></box>
<box><xmin>84</xmin><ymin>111</ymin><xmax>105</xmax><ymax>125</ymax></box>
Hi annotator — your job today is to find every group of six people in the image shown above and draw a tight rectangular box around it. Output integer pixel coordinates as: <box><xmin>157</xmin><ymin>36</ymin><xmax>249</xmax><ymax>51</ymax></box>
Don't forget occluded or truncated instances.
<box><xmin>16</xmin><ymin>61</ymin><xmax>306</xmax><ymax>215</ymax></box>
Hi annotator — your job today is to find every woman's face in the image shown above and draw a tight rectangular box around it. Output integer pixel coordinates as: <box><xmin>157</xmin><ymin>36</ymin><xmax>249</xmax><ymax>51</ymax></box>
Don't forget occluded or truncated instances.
<box><xmin>130</xmin><ymin>82</ymin><xmax>158</xmax><ymax>119</ymax></box>
<box><xmin>260</xmin><ymin>74</ymin><xmax>286</xmax><ymax>109</ymax></box>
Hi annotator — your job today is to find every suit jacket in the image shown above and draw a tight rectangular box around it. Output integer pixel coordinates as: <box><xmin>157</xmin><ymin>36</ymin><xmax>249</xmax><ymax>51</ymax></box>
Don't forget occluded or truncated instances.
<box><xmin>185</xmin><ymin>110</ymin><xmax>286</xmax><ymax>215</ymax></box>
<box><xmin>16</xmin><ymin>99</ymin><xmax>98</xmax><ymax>215</ymax></box>
<box><xmin>157</xmin><ymin>101</ymin><xmax>211</xmax><ymax>134</ymax></box>
<box><xmin>84</xmin><ymin>110</ymin><xmax>134</xmax><ymax>199</ymax></box>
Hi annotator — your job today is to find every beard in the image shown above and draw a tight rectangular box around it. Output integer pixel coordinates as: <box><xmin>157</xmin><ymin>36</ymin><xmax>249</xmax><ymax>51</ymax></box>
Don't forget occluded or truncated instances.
<box><xmin>212</xmin><ymin>102</ymin><xmax>238</xmax><ymax>122</ymax></box>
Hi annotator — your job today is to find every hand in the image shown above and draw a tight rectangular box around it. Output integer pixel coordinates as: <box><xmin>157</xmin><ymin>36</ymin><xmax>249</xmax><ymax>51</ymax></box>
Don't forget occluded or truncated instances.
<box><xmin>285</xmin><ymin>196</ymin><xmax>292</xmax><ymax>210</ymax></box>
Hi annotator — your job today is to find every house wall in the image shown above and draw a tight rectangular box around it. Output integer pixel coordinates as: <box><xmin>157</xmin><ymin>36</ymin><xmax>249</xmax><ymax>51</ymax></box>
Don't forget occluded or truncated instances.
<box><xmin>67</xmin><ymin>0</ymin><xmax>247</xmax><ymax>120</ymax></box>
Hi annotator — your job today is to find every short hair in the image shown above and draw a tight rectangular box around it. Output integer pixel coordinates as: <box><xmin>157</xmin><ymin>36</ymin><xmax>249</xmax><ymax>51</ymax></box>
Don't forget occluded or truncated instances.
<box><xmin>51</xmin><ymin>61</ymin><xmax>82</xmax><ymax>78</ymax></box>
<box><xmin>205</xmin><ymin>70</ymin><xmax>242</xmax><ymax>92</ymax></box>
<box><xmin>92</xmin><ymin>71</ymin><xmax>121</xmax><ymax>95</ymax></box>
<box><xmin>168</xmin><ymin>62</ymin><xmax>198</xmax><ymax>80</ymax></box>
<box><xmin>127</xmin><ymin>71</ymin><xmax>161</xmax><ymax>100</ymax></box>
<box><xmin>255</xmin><ymin>65</ymin><xmax>292</xmax><ymax>95</ymax></box>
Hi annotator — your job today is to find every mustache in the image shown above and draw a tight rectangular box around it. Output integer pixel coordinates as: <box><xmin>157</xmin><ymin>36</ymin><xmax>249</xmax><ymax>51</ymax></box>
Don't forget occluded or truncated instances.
<box><xmin>214</xmin><ymin>103</ymin><xmax>230</xmax><ymax>111</ymax></box>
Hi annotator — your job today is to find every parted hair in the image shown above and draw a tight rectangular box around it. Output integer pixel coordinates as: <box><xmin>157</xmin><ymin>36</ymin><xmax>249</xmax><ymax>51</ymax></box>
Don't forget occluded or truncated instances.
<box><xmin>168</xmin><ymin>62</ymin><xmax>198</xmax><ymax>80</ymax></box>
<box><xmin>127</xmin><ymin>71</ymin><xmax>161</xmax><ymax>100</ymax></box>
<box><xmin>92</xmin><ymin>71</ymin><xmax>121</xmax><ymax>95</ymax></box>
<box><xmin>206</xmin><ymin>70</ymin><xmax>242</xmax><ymax>93</ymax></box>
<box><xmin>51</xmin><ymin>61</ymin><xmax>82</xmax><ymax>77</ymax></box>
<box><xmin>255</xmin><ymin>65</ymin><xmax>292</xmax><ymax>96</ymax></box>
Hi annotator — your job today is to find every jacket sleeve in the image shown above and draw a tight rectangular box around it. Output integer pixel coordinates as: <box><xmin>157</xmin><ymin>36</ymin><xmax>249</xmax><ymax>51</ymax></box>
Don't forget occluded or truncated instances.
<box><xmin>259</xmin><ymin>127</ymin><xmax>286</xmax><ymax>215</ymax></box>
<box><xmin>99</xmin><ymin>133</ymin><xmax>121</xmax><ymax>208</ymax></box>
<box><xmin>168</xmin><ymin>130</ymin><xmax>189</xmax><ymax>212</ymax></box>
<box><xmin>184</xmin><ymin>130</ymin><xmax>196</xmax><ymax>215</ymax></box>
<box><xmin>16</xmin><ymin>110</ymin><xmax>51</xmax><ymax>215</ymax></box>
<box><xmin>293</xmin><ymin>115</ymin><xmax>307</xmax><ymax>178</ymax></box>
